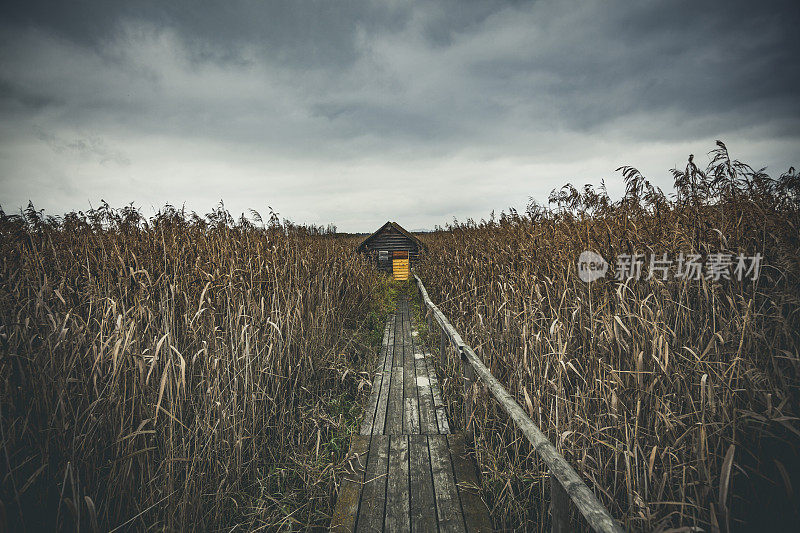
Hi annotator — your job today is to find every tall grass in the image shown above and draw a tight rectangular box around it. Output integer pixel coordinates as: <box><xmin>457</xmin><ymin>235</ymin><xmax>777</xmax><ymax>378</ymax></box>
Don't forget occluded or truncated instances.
<box><xmin>0</xmin><ymin>203</ymin><xmax>388</xmax><ymax>530</ymax></box>
<box><xmin>417</xmin><ymin>143</ymin><xmax>800</xmax><ymax>531</ymax></box>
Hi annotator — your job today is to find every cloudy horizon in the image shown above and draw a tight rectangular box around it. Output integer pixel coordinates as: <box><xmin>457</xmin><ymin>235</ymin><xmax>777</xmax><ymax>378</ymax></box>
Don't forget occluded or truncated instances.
<box><xmin>1</xmin><ymin>0</ymin><xmax>798</xmax><ymax>232</ymax></box>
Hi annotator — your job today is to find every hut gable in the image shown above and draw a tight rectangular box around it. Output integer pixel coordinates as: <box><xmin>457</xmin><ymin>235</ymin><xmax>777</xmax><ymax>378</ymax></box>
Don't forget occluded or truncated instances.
<box><xmin>358</xmin><ymin>221</ymin><xmax>425</xmax><ymax>273</ymax></box>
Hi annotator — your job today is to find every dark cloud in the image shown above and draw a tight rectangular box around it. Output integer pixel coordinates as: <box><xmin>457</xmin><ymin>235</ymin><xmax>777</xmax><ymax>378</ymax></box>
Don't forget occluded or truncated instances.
<box><xmin>0</xmin><ymin>79</ymin><xmax>59</xmax><ymax>111</ymax></box>
<box><xmin>1</xmin><ymin>0</ymin><xmax>412</xmax><ymax>67</ymax></box>
<box><xmin>33</xmin><ymin>127</ymin><xmax>130</xmax><ymax>166</ymax></box>
<box><xmin>0</xmin><ymin>1</ymin><xmax>798</xmax><ymax>231</ymax></box>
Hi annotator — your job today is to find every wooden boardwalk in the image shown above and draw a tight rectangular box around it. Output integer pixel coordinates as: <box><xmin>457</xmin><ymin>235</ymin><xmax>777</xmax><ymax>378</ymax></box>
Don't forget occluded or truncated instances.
<box><xmin>331</xmin><ymin>298</ymin><xmax>492</xmax><ymax>532</ymax></box>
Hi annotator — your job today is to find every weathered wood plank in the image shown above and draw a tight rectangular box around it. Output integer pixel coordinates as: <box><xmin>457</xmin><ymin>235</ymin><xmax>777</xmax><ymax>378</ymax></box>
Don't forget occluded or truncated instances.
<box><xmin>362</xmin><ymin>318</ymin><xmax>392</xmax><ymax>436</ymax></box>
<box><xmin>355</xmin><ymin>435</ymin><xmax>390</xmax><ymax>532</ymax></box>
<box><xmin>415</xmin><ymin>352</ymin><xmax>438</xmax><ymax>434</ymax></box>
<box><xmin>330</xmin><ymin>435</ymin><xmax>371</xmax><ymax>533</ymax></box>
<box><xmin>359</xmin><ymin>372</ymin><xmax>382</xmax><ymax>435</ymax></box>
<box><xmin>377</xmin><ymin>318</ymin><xmax>392</xmax><ymax>370</ymax></box>
<box><xmin>407</xmin><ymin>305</ymin><xmax>449</xmax><ymax>435</ymax></box>
<box><xmin>385</xmin><ymin>435</ymin><xmax>411</xmax><ymax>531</ymax></box>
<box><xmin>386</xmin><ymin>367</ymin><xmax>404</xmax><ymax>435</ymax></box>
<box><xmin>421</xmin><ymin>344</ymin><xmax>451</xmax><ymax>434</ymax></box>
<box><xmin>429</xmin><ymin>434</ymin><xmax>467</xmax><ymax>533</ymax></box>
<box><xmin>403</xmin><ymin>394</ymin><xmax>420</xmax><ymax>436</ymax></box>
<box><xmin>448</xmin><ymin>434</ymin><xmax>492</xmax><ymax>533</ymax></box>
<box><xmin>403</xmin><ymin>347</ymin><xmax>420</xmax><ymax>435</ymax></box>
<box><xmin>409</xmin><ymin>435</ymin><xmax>437</xmax><ymax>533</ymax></box>
<box><xmin>384</xmin><ymin>315</ymin><xmax>395</xmax><ymax>373</ymax></box>
<box><xmin>372</xmin><ymin>371</ymin><xmax>390</xmax><ymax>436</ymax></box>
<box><xmin>401</xmin><ymin>300</ymin><xmax>413</xmax><ymax>369</ymax></box>
<box><xmin>395</xmin><ymin>305</ymin><xmax>406</xmax><ymax>367</ymax></box>
<box><xmin>394</xmin><ymin>305</ymin><xmax>404</xmax><ymax>368</ymax></box>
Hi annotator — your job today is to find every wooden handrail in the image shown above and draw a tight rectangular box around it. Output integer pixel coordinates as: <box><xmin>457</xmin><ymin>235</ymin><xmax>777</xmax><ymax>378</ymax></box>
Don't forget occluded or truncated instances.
<box><xmin>413</xmin><ymin>274</ymin><xmax>625</xmax><ymax>533</ymax></box>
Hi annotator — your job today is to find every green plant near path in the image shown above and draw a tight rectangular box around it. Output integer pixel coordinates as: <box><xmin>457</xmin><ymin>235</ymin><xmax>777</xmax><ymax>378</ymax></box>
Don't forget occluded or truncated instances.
<box><xmin>361</xmin><ymin>276</ymin><xmax>399</xmax><ymax>347</ymax></box>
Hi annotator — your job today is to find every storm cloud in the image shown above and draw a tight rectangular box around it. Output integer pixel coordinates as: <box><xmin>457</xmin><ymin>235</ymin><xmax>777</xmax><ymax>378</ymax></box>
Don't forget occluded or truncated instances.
<box><xmin>1</xmin><ymin>0</ymin><xmax>798</xmax><ymax>231</ymax></box>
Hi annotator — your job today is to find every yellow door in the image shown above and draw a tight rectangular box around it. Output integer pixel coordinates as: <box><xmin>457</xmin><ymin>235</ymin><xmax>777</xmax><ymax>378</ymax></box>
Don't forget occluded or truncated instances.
<box><xmin>392</xmin><ymin>258</ymin><xmax>409</xmax><ymax>280</ymax></box>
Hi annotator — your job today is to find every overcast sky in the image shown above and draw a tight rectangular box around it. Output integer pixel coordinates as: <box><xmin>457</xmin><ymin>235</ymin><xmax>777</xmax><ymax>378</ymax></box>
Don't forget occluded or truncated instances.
<box><xmin>1</xmin><ymin>1</ymin><xmax>798</xmax><ymax>232</ymax></box>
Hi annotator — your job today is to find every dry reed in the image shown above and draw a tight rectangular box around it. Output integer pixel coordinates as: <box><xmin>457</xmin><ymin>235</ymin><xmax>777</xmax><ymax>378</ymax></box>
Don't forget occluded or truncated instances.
<box><xmin>416</xmin><ymin>143</ymin><xmax>800</xmax><ymax>531</ymax></box>
<box><xmin>0</xmin><ymin>202</ymin><xmax>389</xmax><ymax>531</ymax></box>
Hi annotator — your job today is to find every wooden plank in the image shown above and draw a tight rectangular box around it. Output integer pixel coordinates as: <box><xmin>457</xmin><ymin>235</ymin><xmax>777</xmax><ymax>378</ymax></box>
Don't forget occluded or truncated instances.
<box><xmin>331</xmin><ymin>435</ymin><xmax>371</xmax><ymax>533</ymax></box>
<box><xmin>402</xmin><ymin>305</ymin><xmax>411</xmax><ymax>358</ymax></box>
<box><xmin>400</xmin><ymin>304</ymin><xmax>408</xmax><ymax>367</ymax></box>
<box><xmin>389</xmin><ymin>309</ymin><xmax>397</xmax><ymax>368</ymax></box>
<box><xmin>356</xmin><ymin>435</ymin><xmax>390</xmax><ymax>532</ymax></box>
<box><xmin>401</xmin><ymin>298</ymin><xmax>423</xmax><ymax>434</ymax></box>
<box><xmin>415</xmin><ymin>351</ymin><xmax>438</xmax><ymax>434</ymax></box>
<box><xmin>401</xmin><ymin>300</ymin><xmax>413</xmax><ymax>367</ymax></box>
<box><xmin>403</xmin><ymin>394</ymin><xmax>420</xmax><ymax>435</ymax></box>
<box><xmin>420</xmin><ymin>342</ymin><xmax>451</xmax><ymax>434</ymax></box>
<box><xmin>414</xmin><ymin>334</ymin><xmax>450</xmax><ymax>434</ymax></box>
<box><xmin>409</xmin><ymin>435</ymin><xmax>437</xmax><ymax>533</ymax></box>
<box><xmin>372</xmin><ymin>371</ymin><xmax>390</xmax><ymax>435</ymax></box>
<box><xmin>407</xmin><ymin>302</ymin><xmax>450</xmax><ymax>435</ymax></box>
<box><xmin>359</xmin><ymin>373</ymin><xmax>382</xmax><ymax>435</ymax></box>
<box><xmin>394</xmin><ymin>307</ymin><xmax>404</xmax><ymax>368</ymax></box>
<box><xmin>403</xmin><ymin>344</ymin><xmax>420</xmax><ymax>435</ymax></box>
<box><xmin>362</xmin><ymin>318</ymin><xmax>392</xmax><ymax>435</ymax></box>
<box><xmin>448</xmin><ymin>434</ymin><xmax>492</xmax><ymax>533</ymax></box>
<box><xmin>377</xmin><ymin>318</ymin><xmax>391</xmax><ymax>369</ymax></box>
<box><xmin>371</xmin><ymin>318</ymin><xmax>394</xmax><ymax>435</ymax></box>
<box><xmin>385</xmin><ymin>436</ymin><xmax>411</xmax><ymax>531</ymax></box>
<box><xmin>384</xmin><ymin>315</ymin><xmax>395</xmax><ymax>373</ymax></box>
<box><xmin>429</xmin><ymin>434</ymin><xmax>467</xmax><ymax>533</ymax></box>
<box><xmin>401</xmin><ymin>300</ymin><xmax>410</xmax><ymax>366</ymax></box>
<box><xmin>386</xmin><ymin>367</ymin><xmax>404</xmax><ymax>435</ymax></box>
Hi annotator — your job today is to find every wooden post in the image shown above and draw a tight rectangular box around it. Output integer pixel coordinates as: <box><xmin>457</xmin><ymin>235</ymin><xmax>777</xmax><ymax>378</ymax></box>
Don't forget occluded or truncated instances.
<box><xmin>440</xmin><ymin>328</ymin><xmax>447</xmax><ymax>361</ymax></box>
<box><xmin>460</xmin><ymin>346</ymin><xmax>475</xmax><ymax>433</ymax></box>
<box><xmin>550</xmin><ymin>473</ymin><xmax>570</xmax><ymax>533</ymax></box>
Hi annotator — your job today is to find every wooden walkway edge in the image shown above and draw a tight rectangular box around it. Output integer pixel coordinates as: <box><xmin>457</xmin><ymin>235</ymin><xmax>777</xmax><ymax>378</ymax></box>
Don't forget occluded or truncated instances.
<box><xmin>331</xmin><ymin>298</ymin><xmax>492</xmax><ymax>532</ymax></box>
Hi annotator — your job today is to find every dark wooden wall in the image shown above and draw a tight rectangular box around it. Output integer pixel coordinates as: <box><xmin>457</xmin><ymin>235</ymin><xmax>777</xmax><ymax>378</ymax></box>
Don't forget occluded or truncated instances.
<box><xmin>362</xmin><ymin>226</ymin><xmax>421</xmax><ymax>271</ymax></box>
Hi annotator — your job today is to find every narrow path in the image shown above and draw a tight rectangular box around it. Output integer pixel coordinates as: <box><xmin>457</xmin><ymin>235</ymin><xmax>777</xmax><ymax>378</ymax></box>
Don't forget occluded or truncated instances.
<box><xmin>331</xmin><ymin>298</ymin><xmax>492</xmax><ymax>532</ymax></box>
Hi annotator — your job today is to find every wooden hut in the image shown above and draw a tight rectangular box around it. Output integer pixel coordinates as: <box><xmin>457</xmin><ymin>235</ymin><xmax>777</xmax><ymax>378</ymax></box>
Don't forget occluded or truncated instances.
<box><xmin>358</xmin><ymin>221</ymin><xmax>425</xmax><ymax>280</ymax></box>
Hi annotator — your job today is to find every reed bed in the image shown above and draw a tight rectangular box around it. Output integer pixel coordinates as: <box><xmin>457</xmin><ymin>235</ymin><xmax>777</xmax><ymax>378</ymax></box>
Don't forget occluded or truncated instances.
<box><xmin>416</xmin><ymin>143</ymin><xmax>800</xmax><ymax>531</ymax></box>
<box><xmin>0</xmin><ymin>203</ymin><xmax>389</xmax><ymax>531</ymax></box>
